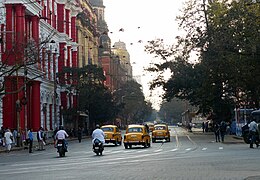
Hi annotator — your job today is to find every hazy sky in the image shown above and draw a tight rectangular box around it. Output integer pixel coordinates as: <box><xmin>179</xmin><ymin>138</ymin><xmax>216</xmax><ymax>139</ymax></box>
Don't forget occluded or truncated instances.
<box><xmin>103</xmin><ymin>0</ymin><xmax>187</xmax><ymax>110</ymax></box>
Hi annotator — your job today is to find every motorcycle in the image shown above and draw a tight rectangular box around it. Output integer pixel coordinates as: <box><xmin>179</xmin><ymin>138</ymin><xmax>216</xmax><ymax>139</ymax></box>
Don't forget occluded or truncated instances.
<box><xmin>56</xmin><ymin>139</ymin><xmax>67</xmax><ymax>157</ymax></box>
<box><xmin>93</xmin><ymin>139</ymin><xmax>104</xmax><ymax>156</ymax></box>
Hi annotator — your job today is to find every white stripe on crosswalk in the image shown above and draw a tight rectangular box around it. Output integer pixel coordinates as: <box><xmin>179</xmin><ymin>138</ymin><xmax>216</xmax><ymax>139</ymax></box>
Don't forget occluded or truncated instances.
<box><xmin>170</xmin><ymin>148</ymin><xmax>178</xmax><ymax>152</ymax></box>
<box><xmin>154</xmin><ymin>149</ymin><xmax>163</xmax><ymax>152</ymax></box>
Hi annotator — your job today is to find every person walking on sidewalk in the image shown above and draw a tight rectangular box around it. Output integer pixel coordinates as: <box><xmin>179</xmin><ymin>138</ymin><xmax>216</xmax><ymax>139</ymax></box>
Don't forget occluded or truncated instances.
<box><xmin>28</xmin><ymin>128</ymin><xmax>33</xmax><ymax>153</ymax></box>
<box><xmin>220</xmin><ymin>121</ymin><xmax>227</xmax><ymax>142</ymax></box>
<box><xmin>202</xmin><ymin>122</ymin><xmax>205</xmax><ymax>133</ymax></box>
<box><xmin>4</xmin><ymin>128</ymin><xmax>13</xmax><ymax>153</ymax></box>
<box><xmin>37</xmin><ymin>127</ymin><xmax>44</xmax><ymax>150</ymax></box>
<box><xmin>249</xmin><ymin>119</ymin><xmax>259</xmax><ymax>148</ymax></box>
<box><xmin>12</xmin><ymin>129</ymin><xmax>18</xmax><ymax>146</ymax></box>
<box><xmin>78</xmin><ymin>127</ymin><xmax>82</xmax><ymax>143</ymax></box>
<box><xmin>214</xmin><ymin>123</ymin><xmax>220</xmax><ymax>142</ymax></box>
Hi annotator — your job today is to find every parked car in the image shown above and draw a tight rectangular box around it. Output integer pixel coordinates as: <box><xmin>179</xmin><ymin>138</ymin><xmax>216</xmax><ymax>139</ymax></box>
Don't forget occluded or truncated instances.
<box><xmin>152</xmin><ymin>124</ymin><xmax>171</xmax><ymax>143</ymax></box>
<box><xmin>101</xmin><ymin>125</ymin><xmax>122</xmax><ymax>146</ymax></box>
<box><xmin>123</xmin><ymin>124</ymin><xmax>151</xmax><ymax>149</ymax></box>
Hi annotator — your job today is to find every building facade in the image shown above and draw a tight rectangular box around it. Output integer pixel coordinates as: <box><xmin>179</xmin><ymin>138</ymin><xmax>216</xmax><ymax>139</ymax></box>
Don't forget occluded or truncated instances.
<box><xmin>0</xmin><ymin>0</ymin><xmax>80</xmax><ymax>134</ymax></box>
<box><xmin>0</xmin><ymin>0</ymin><xmax>133</xmax><ymax>136</ymax></box>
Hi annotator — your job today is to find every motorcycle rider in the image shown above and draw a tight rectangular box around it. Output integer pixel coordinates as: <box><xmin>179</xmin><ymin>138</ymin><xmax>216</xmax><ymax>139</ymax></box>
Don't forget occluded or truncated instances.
<box><xmin>92</xmin><ymin>124</ymin><xmax>105</xmax><ymax>148</ymax></box>
<box><xmin>55</xmin><ymin>126</ymin><xmax>69</xmax><ymax>151</ymax></box>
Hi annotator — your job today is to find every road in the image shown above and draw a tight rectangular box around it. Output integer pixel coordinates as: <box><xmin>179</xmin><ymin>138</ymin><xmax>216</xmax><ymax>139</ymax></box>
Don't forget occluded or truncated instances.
<box><xmin>0</xmin><ymin>126</ymin><xmax>259</xmax><ymax>180</ymax></box>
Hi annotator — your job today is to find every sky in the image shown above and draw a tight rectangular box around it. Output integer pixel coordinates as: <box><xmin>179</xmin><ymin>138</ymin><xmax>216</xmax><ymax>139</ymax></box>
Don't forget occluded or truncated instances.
<box><xmin>103</xmin><ymin>0</ymin><xmax>187</xmax><ymax>110</ymax></box>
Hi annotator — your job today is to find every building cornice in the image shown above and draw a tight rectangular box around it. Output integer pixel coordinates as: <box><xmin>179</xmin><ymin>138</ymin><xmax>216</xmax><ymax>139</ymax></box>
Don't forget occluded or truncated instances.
<box><xmin>4</xmin><ymin>0</ymin><xmax>43</xmax><ymax>15</ymax></box>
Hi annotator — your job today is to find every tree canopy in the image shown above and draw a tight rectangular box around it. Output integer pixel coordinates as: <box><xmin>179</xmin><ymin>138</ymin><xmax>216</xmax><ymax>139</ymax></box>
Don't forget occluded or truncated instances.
<box><xmin>145</xmin><ymin>0</ymin><xmax>260</xmax><ymax>122</ymax></box>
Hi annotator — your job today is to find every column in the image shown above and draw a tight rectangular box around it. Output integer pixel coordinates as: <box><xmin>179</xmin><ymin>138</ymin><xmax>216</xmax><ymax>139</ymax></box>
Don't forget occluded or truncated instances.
<box><xmin>57</xmin><ymin>4</ymin><xmax>65</xmax><ymax>33</ymax></box>
<box><xmin>32</xmin><ymin>15</ymin><xmax>40</xmax><ymax>44</ymax></box>
<box><xmin>2</xmin><ymin>77</ymin><xmax>16</xmax><ymax>129</ymax></box>
<box><xmin>31</xmin><ymin>81</ymin><xmax>41</xmax><ymax>131</ymax></box>
<box><xmin>71</xmin><ymin>16</ymin><xmax>76</xmax><ymax>41</ymax></box>
<box><xmin>65</xmin><ymin>9</ymin><xmax>70</xmax><ymax>36</ymax></box>
<box><xmin>15</xmin><ymin>5</ymin><xmax>25</xmax><ymax>47</ymax></box>
<box><xmin>72</xmin><ymin>50</ymin><xmax>77</xmax><ymax>68</ymax></box>
<box><xmin>4</xmin><ymin>5</ymin><xmax>14</xmax><ymax>65</ymax></box>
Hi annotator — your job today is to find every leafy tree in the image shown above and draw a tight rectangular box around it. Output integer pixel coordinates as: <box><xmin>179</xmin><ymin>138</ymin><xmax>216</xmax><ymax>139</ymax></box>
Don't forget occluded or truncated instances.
<box><xmin>58</xmin><ymin>65</ymin><xmax>118</xmax><ymax>128</ymax></box>
<box><xmin>158</xmin><ymin>98</ymin><xmax>195</xmax><ymax>124</ymax></box>
<box><xmin>145</xmin><ymin>0</ymin><xmax>260</xmax><ymax>123</ymax></box>
<box><xmin>114</xmin><ymin>80</ymin><xmax>154</xmax><ymax>125</ymax></box>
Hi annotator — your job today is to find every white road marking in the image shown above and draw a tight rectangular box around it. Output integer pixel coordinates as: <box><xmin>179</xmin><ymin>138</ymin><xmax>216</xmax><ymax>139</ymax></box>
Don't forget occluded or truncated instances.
<box><xmin>154</xmin><ymin>149</ymin><xmax>163</xmax><ymax>152</ymax></box>
<box><xmin>170</xmin><ymin>148</ymin><xmax>178</xmax><ymax>152</ymax></box>
<box><xmin>219</xmin><ymin>147</ymin><xmax>223</xmax><ymax>150</ymax></box>
<box><xmin>185</xmin><ymin>148</ymin><xmax>191</xmax><ymax>151</ymax></box>
<box><xmin>202</xmin><ymin>148</ymin><xmax>207</xmax><ymax>151</ymax></box>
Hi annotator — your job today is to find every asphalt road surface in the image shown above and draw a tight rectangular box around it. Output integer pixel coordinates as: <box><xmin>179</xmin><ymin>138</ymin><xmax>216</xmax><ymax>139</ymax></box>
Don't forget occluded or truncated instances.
<box><xmin>0</xmin><ymin>126</ymin><xmax>259</xmax><ymax>180</ymax></box>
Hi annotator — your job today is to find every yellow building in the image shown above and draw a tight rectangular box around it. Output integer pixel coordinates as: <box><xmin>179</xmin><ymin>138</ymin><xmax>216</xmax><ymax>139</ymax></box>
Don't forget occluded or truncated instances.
<box><xmin>77</xmin><ymin>0</ymin><xmax>99</xmax><ymax>67</ymax></box>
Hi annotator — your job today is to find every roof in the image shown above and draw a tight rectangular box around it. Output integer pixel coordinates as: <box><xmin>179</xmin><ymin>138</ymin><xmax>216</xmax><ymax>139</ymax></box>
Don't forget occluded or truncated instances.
<box><xmin>154</xmin><ymin>124</ymin><xmax>167</xmax><ymax>127</ymax></box>
<box><xmin>127</xmin><ymin>124</ymin><xmax>145</xmax><ymax>128</ymax></box>
<box><xmin>101</xmin><ymin>125</ymin><xmax>117</xmax><ymax>128</ymax></box>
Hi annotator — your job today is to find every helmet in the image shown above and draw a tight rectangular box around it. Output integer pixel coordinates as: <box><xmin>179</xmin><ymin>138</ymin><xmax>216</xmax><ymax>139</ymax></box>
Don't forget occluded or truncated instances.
<box><xmin>96</xmin><ymin>124</ymin><xmax>100</xmax><ymax>129</ymax></box>
<box><xmin>59</xmin><ymin>126</ymin><xmax>64</xmax><ymax>130</ymax></box>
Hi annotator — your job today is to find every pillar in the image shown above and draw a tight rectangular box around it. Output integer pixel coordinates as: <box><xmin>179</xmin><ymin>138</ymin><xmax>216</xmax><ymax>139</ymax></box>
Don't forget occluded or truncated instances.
<box><xmin>57</xmin><ymin>3</ymin><xmax>65</xmax><ymax>33</ymax></box>
<box><xmin>31</xmin><ymin>81</ymin><xmax>41</xmax><ymax>131</ymax></box>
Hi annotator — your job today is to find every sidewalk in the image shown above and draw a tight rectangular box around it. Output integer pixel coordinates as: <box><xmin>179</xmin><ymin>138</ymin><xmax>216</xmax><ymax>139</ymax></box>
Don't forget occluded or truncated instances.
<box><xmin>189</xmin><ymin>127</ymin><xmax>245</xmax><ymax>144</ymax></box>
<box><xmin>0</xmin><ymin>136</ymin><xmax>90</xmax><ymax>153</ymax></box>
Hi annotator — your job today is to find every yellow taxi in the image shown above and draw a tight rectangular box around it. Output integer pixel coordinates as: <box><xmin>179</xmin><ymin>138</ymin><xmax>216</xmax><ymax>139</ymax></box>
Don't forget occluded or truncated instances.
<box><xmin>152</xmin><ymin>124</ymin><xmax>171</xmax><ymax>143</ymax></box>
<box><xmin>123</xmin><ymin>124</ymin><xmax>151</xmax><ymax>149</ymax></box>
<box><xmin>101</xmin><ymin>125</ymin><xmax>122</xmax><ymax>145</ymax></box>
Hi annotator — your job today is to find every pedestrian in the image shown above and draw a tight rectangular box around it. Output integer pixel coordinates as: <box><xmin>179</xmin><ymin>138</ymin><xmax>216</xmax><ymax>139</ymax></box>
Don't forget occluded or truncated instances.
<box><xmin>28</xmin><ymin>128</ymin><xmax>33</xmax><ymax>153</ymax></box>
<box><xmin>202</xmin><ymin>122</ymin><xmax>205</xmax><ymax>133</ymax></box>
<box><xmin>37</xmin><ymin>127</ymin><xmax>44</xmax><ymax>150</ymax></box>
<box><xmin>220</xmin><ymin>121</ymin><xmax>227</xmax><ymax>142</ymax></box>
<box><xmin>214</xmin><ymin>123</ymin><xmax>220</xmax><ymax>142</ymax></box>
<box><xmin>205</xmin><ymin>121</ymin><xmax>209</xmax><ymax>132</ymax></box>
<box><xmin>12</xmin><ymin>129</ymin><xmax>18</xmax><ymax>146</ymax></box>
<box><xmin>4</xmin><ymin>128</ymin><xmax>13</xmax><ymax>153</ymax></box>
<box><xmin>248</xmin><ymin>118</ymin><xmax>259</xmax><ymax>148</ymax></box>
<box><xmin>78</xmin><ymin>127</ymin><xmax>82</xmax><ymax>143</ymax></box>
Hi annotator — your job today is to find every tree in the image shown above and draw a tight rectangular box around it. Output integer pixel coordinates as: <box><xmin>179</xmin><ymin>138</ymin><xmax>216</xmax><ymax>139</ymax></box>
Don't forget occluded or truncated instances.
<box><xmin>158</xmin><ymin>98</ymin><xmax>195</xmax><ymax>124</ymax></box>
<box><xmin>58</xmin><ymin>65</ymin><xmax>118</xmax><ymax>128</ymax></box>
<box><xmin>145</xmin><ymin>0</ymin><xmax>260</xmax><ymax>123</ymax></box>
<box><xmin>113</xmin><ymin>80</ymin><xmax>154</xmax><ymax>125</ymax></box>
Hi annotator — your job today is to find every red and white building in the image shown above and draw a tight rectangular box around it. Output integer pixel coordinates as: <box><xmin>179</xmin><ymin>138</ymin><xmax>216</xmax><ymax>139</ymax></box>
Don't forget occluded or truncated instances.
<box><xmin>0</xmin><ymin>0</ymin><xmax>81</xmax><ymax>133</ymax></box>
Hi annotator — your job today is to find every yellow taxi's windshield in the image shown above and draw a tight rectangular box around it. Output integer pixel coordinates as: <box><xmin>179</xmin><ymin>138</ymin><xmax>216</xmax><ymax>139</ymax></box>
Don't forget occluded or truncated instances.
<box><xmin>128</xmin><ymin>127</ymin><xmax>143</xmax><ymax>133</ymax></box>
<box><xmin>101</xmin><ymin>127</ymin><xmax>113</xmax><ymax>132</ymax></box>
<box><xmin>155</xmin><ymin>126</ymin><xmax>166</xmax><ymax>130</ymax></box>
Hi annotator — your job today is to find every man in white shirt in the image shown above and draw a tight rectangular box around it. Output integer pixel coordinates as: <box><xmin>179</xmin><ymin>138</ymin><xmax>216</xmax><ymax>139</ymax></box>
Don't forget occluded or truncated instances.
<box><xmin>4</xmin><ymin>128</ymin><xmax>13</xmax><ymax>153</ymax></box>
<box><xmin>249</xmin><ymin>119</ymin><xmax>259</xmax><ymax>148</ymax></box>
<box><xmin>55</xmin><ymin>126</ymin><xmax>69</xmax><ymax>151</ymax></box>
<box><xmin>56</xmin><ymin>128</ymin><xmax>69</xmax><ymax>140</ymax></box>
<box><xmin>92</xmin><ymin>124</ymin><xmax>105</xmax><ymax>144</ymax></box>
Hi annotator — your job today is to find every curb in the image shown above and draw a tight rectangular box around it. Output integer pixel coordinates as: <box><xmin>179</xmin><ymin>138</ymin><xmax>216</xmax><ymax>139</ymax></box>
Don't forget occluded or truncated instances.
<box><xmin>0</xmin><ymin>136</ymin><xmax>91</xmax><ymax>153</ymax></box>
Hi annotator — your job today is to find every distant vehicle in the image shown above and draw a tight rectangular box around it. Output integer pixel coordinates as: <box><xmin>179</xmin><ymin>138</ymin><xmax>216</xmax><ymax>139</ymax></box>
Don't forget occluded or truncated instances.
<box><xmin>101</xmin><ymin>125</ymin><xmax>122</xmax><ymax>146</ymax></box>
<box><xmin>123</xmin><ymin>124</ymin><xmax>151</xmax><ymax>149</ymax></box>
<box><xmin>152</xmin><ymin>124</ymin><xmax>171</xmax><ymax>143</ymax></box>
